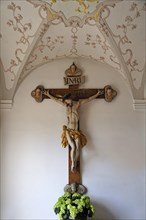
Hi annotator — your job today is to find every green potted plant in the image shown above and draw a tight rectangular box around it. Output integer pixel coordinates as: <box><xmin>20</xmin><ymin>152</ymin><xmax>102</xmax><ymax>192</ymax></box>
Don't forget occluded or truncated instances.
<box><xmin>53</xmin><ymin>192</ymin><xmax>95</xmax><ymax>220</ymax></box>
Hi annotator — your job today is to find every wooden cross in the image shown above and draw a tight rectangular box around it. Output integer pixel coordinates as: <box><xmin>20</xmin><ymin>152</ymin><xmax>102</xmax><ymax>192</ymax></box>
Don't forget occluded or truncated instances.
<box><xmin>31</xmin><ymin>63</ymin><xmax>117</xmax><ymax>193</ymax></box>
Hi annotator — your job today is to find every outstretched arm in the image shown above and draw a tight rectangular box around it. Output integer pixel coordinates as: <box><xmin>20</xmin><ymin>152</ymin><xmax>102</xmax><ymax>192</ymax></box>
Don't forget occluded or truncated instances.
<box><xmin>43</xmin><ymin>90</ymin><xmax>65</xmax><ymax>106</ymax></box>
<box><xmin>80</xmin><ymin>90</ymin><xmax>103</xmax><ymax>105</ymax></box>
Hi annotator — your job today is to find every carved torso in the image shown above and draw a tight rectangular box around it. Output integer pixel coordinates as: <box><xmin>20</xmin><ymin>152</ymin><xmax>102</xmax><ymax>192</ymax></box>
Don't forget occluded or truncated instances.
<box><xmin>66</xmin><ymin>101</ymin><xmax>80</xmax><ymax>130</ymax></box>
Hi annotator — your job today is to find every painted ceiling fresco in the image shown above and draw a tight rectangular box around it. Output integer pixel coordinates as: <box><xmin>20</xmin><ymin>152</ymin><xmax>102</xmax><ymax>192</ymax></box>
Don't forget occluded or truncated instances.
<box><xmin>0</xmin><ymin>0</ymin><xmax>146</xmax><ymax>108</ymax></box>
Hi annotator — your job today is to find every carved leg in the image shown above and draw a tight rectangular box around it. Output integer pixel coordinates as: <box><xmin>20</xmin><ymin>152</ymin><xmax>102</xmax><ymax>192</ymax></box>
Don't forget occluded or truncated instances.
<box><xmin>66</xmin><ymin>129</ymin><xmax>77</xmax><ymax>172</ymax></box>
<box><xmin>74</xmin><ymin>138</ymin><xmax>80</xmax><ymax>170</ymax></box>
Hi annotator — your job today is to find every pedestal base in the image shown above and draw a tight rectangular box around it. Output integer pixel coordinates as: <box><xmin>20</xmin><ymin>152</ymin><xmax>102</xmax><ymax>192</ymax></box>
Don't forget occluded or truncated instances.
<box><xmin>64</xmin><ymin>182</ymin><xmax>87</xmax><ymax>194</ymax></box>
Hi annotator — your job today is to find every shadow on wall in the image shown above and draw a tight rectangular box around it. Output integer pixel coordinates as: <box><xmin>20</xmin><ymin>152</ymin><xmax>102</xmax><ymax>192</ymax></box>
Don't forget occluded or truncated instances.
<box><xmin>93</xmin><ymin>202</ymin><xmax>117</xmax><ymax>220</ymax></box>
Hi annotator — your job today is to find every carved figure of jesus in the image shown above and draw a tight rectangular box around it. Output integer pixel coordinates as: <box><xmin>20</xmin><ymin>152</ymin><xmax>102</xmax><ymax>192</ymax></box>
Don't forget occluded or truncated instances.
<box><xmin>44</xmin><ymin>90</ymin><xmax>102</xmax><ymax>172</ymax></box>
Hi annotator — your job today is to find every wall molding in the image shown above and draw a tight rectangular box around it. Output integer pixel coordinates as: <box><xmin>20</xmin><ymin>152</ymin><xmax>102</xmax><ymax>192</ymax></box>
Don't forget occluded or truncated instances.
<box><xmin>133</xmin><ymin>99</ymin><xmax>146</xmax><ymax>111</ymax></box>
<box><xmin>0</xmin><ymin>100</ymin><xmax>13</xmax><ymax>110</ymax></box>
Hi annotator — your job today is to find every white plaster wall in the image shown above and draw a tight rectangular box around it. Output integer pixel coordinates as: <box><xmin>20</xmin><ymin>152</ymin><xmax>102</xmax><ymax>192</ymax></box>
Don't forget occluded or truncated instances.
<box><xmin>0</xmin><ymin>58</ymin><xmax>145</xmax><ymax>220</ymax></box>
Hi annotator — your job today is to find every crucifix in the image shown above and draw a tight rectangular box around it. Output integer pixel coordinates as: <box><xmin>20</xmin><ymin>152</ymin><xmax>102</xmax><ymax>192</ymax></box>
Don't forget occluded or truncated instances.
<box><xmin>31</xmin><ymin>63</ymin><xmax>117</xmax><ymax>194</ymax></box>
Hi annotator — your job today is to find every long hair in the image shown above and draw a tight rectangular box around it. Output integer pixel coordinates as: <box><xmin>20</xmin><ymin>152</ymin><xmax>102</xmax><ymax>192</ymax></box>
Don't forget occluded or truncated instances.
<box><xmin>63</xmin><ymin>93</ymin><xmax>72</xmax><ymax>102</ymax></box>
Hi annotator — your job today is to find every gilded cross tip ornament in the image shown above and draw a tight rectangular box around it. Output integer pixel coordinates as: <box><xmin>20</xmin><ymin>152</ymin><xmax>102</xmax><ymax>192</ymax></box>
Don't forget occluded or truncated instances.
<box><xmin>104</xmin><ymin>85</ymin><xmax>117</xmax><ymax>102</ymax></box>
<box><xmin>31</xmin><ymin>85</ymin><xmax>44</xmax><ymax>103</ymax></box>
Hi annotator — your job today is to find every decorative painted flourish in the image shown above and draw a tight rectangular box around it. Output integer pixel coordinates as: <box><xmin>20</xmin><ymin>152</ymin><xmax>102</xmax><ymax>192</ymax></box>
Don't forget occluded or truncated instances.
<box><xmin>23</xmin><ymin>35</ymin><xmax>64</xmax><ymax>72</ymax></box>
<box><xmin>4</xmin><ymin>1</ymin><xmax>35</xmax><ymax>81</ymax></box>
<box><xmin>19</xmin><ymin>0</ymin><xmax>123</xmax><ymax>81</ymax></box>
<box><xmin>37</xmin><ymin>35</ymin><xmax>64</xmax><ymax>53</ymax></box>
<box><xmin>27</xmin><ymin>0</ymin><xmax>116</xmax><ymax>23</ymax></box>
<box><xmin>85</xmin><ymin>33</ymin><xmax>110</xmax><ymax>53</ymax></box>
<box><xmin>73</xmin><ymin>0</ymin><xmax>100</xmax><ymax>14</ymax></box>
<box><xmin>24</xmin><ymin>21</ymin><xmax>79</xmax><ymax>73</ymax></box>
<box><xmin>70</xmin><ymin>27</ymin><xmax>78</xmax><ymax>54</ymax></box>
<box><xmin>20</xmin><ymin>3</ymin><xmax>122</xmax><ymax>80</ymax></box>
<box><xmin>85</xmin><ymin>33</ymin><xmax>121</xmax><ymax>71</ymax></box>
<box><xmin>113</xmin><ymin>2</ymin><xmax>146</xmax><ymax>76</ymax></box>
<box><xmin>28</xmin><ymin>0</ymin><xmax>100</xmax><ymax>14</ymax></box>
